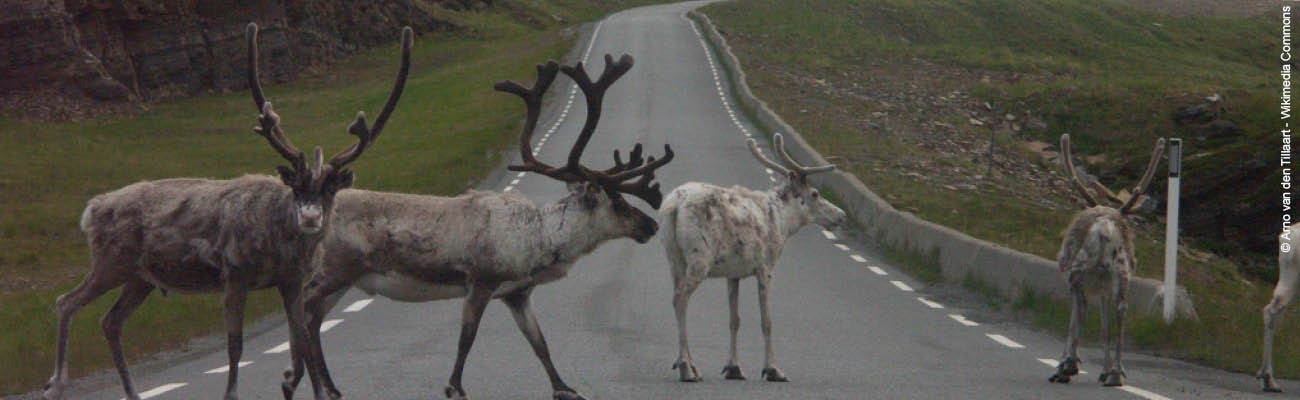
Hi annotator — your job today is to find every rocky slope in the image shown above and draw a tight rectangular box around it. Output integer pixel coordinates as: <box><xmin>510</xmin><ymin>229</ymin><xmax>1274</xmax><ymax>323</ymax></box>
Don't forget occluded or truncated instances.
<box><xmin>0</xmin><ymin>0</ymin><xmax>485</xmax><ymax>119</ymax></box>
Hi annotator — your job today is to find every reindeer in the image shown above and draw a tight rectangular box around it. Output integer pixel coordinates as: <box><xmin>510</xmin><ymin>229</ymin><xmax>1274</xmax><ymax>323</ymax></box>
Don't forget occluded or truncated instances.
<box><xmin>289</xmin><ymin>55</ymin><xmax>673</xmax><ymax>400</ymax></box>
<box><xmin>1260</xmin><ymin>223</ymin><xmax>1299</xmax><ymax>392</ymax></box>
<box><xmin>658</xmin><ymin>133</ymin><xmax>847</xmax><ymax>383</ymax></box>
<box><xmin>1048</xmin><ymin>134</ymin><xmax>1165</xmax><ymax>387</ymax></box>
<box><xmin>41</xmin><ymin>23</ymin><xmax>411</xmax><ymax>400</ymax></box>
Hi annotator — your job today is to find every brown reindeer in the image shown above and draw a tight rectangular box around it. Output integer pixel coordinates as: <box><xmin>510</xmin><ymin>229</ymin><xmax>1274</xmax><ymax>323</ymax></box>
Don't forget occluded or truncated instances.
<box><xmin>1048</xmin><ymin>134</ymin><xmax>1164</xmax><ymax>387</ymax></box>
<box><xmin>42</xmin><ymin>23</ymin><xmax>411</xmax><ymax>400</ymax></box>
<box><xmin>291</xmin><ymin>55</ymin><xmax>673</xmax><ymax>400</ymax></box>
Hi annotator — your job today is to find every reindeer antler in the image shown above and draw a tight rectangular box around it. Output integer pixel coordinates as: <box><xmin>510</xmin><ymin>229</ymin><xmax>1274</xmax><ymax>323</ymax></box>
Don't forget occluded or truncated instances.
<box><xmin>748</xmin><ymin>134</ymin><xmax>834</xmax><ymax>183</ymax></box>
<box><xmin>329</xmin><ymin>26</ymin><xmax>413</xmax><ymax>171</ymax></box>
<box><xmin>1060</xmin><ymin>134</ymin><xmax>1101</xmax><ymax>208</ymax></box>
<box><xmin>247</xmin><ymin>23</ymin><xmax>304</xmax><ymax>169</ymax></box>
<box><xmin>1119</xmin><ymin>137</ymin><xmax>1166</xmax><ymax>214</ymax></box>
<box><xmin>497</xmin><ymin>55</ymin><xmax>673</xmax><ymax>208</ymax></box>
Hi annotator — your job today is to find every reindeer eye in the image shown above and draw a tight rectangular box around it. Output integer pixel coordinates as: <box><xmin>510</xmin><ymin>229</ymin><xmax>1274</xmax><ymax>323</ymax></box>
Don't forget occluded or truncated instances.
<box><xmin>811</xmin><ymin>191</ymin><xmax>820</xmax><ymax>199</ymax></box>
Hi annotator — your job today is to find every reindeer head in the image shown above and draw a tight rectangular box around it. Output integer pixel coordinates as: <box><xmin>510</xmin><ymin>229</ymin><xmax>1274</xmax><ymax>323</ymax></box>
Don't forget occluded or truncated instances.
<box><xmin>246</xmin><ymin>23</ymin><xmax>412</xmax><ymax>234</ymax></box>
<box><xmin>748</xmin><ymin>134</ymin><xmax>847</xmax><ymax>230</ymax></box>
<box><xmin>496</xmin><ymin>55</ymin><xmax>674</xmax><ymax>244</ymax></box>
<box><xmin>1059</xmin><ymin>133</ymin><xmax>1165</xmax><ymax>215</ymax></box>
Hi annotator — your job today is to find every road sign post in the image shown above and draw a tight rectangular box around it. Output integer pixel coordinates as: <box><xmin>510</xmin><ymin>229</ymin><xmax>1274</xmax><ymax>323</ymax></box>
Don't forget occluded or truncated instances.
<box><xmin>1163</xmin><ymin>139</ymin><xmax>1182</xmax><ymax>323</ymax></box>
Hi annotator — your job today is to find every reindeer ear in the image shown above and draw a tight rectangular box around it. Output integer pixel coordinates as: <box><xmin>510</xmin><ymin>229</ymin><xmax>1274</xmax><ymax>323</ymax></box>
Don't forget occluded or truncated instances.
<box><xmin>276</xmin><ymin>165</ymin><xmax>298</xmax><ymax>187</ymax></box>
<box><xmin>326</xmin><ymin>169</ymin><xmax>354</xmax><ymax>193</ymax></box>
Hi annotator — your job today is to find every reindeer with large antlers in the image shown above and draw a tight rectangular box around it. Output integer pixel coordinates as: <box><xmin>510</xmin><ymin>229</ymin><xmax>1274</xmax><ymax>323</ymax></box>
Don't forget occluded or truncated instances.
<box><xmin>1048</xmin><ymin>134</ymin><xmax>1165</xmax><ymax>387</ymax></box>
<box><xmin>290</xmin><ymin>54</ymin><xmax>673</xmax><ymax>400</ymax></box>
<box><xmin>41</xmin><ymin>23</ymin><xmax>410</xmax><ymax>400</ymax></box>
<box><xmin>659</xmin><ymin>134</ymin><xmax>847</xmax><ymax>383</ymax></box>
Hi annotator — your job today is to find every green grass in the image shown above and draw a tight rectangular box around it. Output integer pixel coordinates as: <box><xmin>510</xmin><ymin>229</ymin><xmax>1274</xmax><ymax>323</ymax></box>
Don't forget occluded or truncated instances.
<box><xmin>0</xmin><ymin>0</ymin><xmax>673</xmax><ymax>395</ymax></box>
<box><xmin>701</xmin><ymin>0</ymin><xmax>1297</xmax><ymax>379</ymax></box>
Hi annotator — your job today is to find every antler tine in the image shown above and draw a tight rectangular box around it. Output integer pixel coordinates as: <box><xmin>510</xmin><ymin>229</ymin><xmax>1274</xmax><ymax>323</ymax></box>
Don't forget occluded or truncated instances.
<box><xmin>592</xmin><ymin>145</ymin><xmax>672</xmax><ymax>208</ymax></box>
<box><xmin>328</xmin><ymin>26</ymin><xmax>414</xmax><ymax>170</ymax></box>
<box><xmin>747</xmin><ymin>138</ymin><xmax>790</xmax><ymax>175</ymax></box>
<box><xmin>601</xmin><ymin>144</ymin><xmax>674</xmax><ymax>182</ymax></box>
<box><xmin>1120</xmin><ymin>137</ymin><xmax>1167</xmax><ymax>214</ymax></box>
<box><xmin>247</xmin><ymin>22</ymin><xmax>304</xmax><ymax>165</ymax></box>
<box><xmin>602</xmin><ymin>144</ymin><xmax>645</xmax><ymax>174</ymax></box>
<box><xmin>773</xmin><ymin>134</ymin><xmax>835</xmax><ymax>176</ymax></box>
<box><xmin>499</xmin><ymin>61</ymin><xmax>581</xmax><ymax>181</ymax></box>
<box><xmin>1060</xmin><ymin>134</ymin><xmax>1100</xmax><ymax>208</ymax></box>
<box><xmin>559</xmin><ymin>54</ymin><xmax>635</xmax><ymax>172</ymax></box>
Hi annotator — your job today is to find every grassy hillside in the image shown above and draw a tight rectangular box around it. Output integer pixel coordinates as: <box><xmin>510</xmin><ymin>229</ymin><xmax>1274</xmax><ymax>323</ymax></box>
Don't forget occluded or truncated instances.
<box><xmin>702</xmin><ymin>0</ymin><xmax>1290</xmax><ymax>378</ymax></box>
<box><xmin>0</xmin><ymin>0</ymin><xmax>669</xmax><ymax>395</ymax></box>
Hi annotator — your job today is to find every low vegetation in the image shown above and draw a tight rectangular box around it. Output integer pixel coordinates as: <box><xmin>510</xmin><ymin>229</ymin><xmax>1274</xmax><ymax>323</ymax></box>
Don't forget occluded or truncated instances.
<box><xmin>0</xmin><ymin>0</ymin><xmax>670</xmax><ymax>395</ymax></box>
<box><xmin>702</xmin><ymin>0</ymin><xmax>1292</xmax><ymax>378</ymax></box>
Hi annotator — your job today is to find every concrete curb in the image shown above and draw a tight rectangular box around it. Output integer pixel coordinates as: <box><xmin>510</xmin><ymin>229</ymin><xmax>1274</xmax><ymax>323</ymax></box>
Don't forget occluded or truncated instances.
<box><xmin>688</xmin><ymin>10</ymin><xmax>1197</xmax><ymax>320</ymax></box>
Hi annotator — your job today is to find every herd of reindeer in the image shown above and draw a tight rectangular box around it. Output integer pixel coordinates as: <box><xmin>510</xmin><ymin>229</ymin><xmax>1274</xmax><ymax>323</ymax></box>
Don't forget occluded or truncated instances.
<box><xmin>33</xmin><ymin>23</ymin><xmax>1300</xmax><ymax>400</ymax></box>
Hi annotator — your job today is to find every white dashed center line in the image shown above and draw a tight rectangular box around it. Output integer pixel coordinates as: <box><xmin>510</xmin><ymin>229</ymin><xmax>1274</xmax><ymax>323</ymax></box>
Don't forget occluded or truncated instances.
<box><xmin>126</xmin><ymin>383</ymin><xmax>187</xmax><ymax>400</ymax></box>
<box><xmin>890</xmin><ymin>280</ymin><xmax>913</xmax><ymax>292</ymax></box>
<box><xmin>850</xmin><ymin>254</ymin><xmax>867</xmax><ymax>263</ymax></box>
<box><xmin>868</xmin><ymin>266</ymin><xmax>888</xmax><ymax>276</ymax></box>
<box><xmin>1036</xmin><ymin>358</ymin><xmax>1086</xmax><ymax>374</ymax></box>
<box><xmin>264</xmin><ymin>341</ymin><xmax>290</xmax><ymax>354</ymax></box>
<box><xmin>343</xmin><ymin>298</ymin><xmax>373</xmax><ymax>313</ymax></box>
<box><xmin>320</xmin><ymin>319</ymin><xmax>344</xmax><ymax>332</ymax></box>
<box><xmin>948</xmin><ymin>314</ymin><xmax>979</xmax><ymax>327</ymax></box>
<box><xmin>822</xmin><ymin>230</ymin><xmax>836</xmax><ymax>240</ymax></box>
<box><xmin>204</xmin><ymin>361</ymin><xmax>253</xmax><ymax>374</ymax></box>
<box><xmin>1116</xmin><ymin>385</ymin><xmax>1173</xmax><ymax>400</ymax></box>
<box><xmin>833</xmin><ymin>244</ymin><xmax>850</xmax><ymax>251</ymax></box>
<box><xmin>916</xmin><ymin>297</ymin><xmax>944</xmax><ymax>309</ymax></box>
<box><xmin>986</xmin><ymin>334</ymin><xmax>1024</xmax><ymax>349</ymax></box>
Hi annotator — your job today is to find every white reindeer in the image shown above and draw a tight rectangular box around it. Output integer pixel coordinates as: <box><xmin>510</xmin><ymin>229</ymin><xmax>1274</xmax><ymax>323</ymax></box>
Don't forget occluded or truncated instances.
<box><xmin>42</xmin><ymin>23</ymin><xmax>411</xmax><ymax>400</ymax></box>
<box><xmin>289</xmin><ymin>55</ymin><xmax>675</xmax><ymax>400</ymax></box>
<box><xmin>1260</xmin><ymin>223</ymin><xmax>1299</xmax><ymax>392</ymax></box>
<box><xmin>1048</xmin><ymin>134</ymin><xmax>1164</xmax><ymax>387</ymax></box>
<box><xmin>659</xmin><ymin>134</ymin><xmax>847</xmax><ymax>383</ymax></box>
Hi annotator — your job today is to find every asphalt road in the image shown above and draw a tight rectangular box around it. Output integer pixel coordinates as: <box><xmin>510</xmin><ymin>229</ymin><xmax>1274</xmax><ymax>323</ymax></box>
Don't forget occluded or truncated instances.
<box><xmin>56</xmin><ymin>2</ymin><xmax>1295</xmax><ymax>399</ymax></box>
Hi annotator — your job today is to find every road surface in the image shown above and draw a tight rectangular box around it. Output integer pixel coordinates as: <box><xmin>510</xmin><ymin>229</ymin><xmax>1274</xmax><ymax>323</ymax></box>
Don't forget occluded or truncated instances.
<box><xmin>58</xmin><ymin>2</ymin><xmax>1291</xmax><ymax>399</ymax></box>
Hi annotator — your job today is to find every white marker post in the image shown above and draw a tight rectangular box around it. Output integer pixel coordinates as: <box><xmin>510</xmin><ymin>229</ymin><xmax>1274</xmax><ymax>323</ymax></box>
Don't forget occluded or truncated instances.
<box><xmin>1163</xmin><ymin>139</ymin><xmax>1182</xmax><ymax>323</ymax></box>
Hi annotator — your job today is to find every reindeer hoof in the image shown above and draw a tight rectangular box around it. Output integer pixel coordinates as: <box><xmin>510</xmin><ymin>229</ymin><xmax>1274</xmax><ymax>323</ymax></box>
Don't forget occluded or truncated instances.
<box><xmin>444</xmin><ymin>385</ymin><xmax>469</xmax><ymax>400</ymax></box>
<box><xmin>1101</xmin><ymin>369</ymin><xmax>1125</xmax><ymax>387</ymax></box>
<box><xmin>553</xmin><ymin>389</ymin><xmax>586</xmax><ymax>400</ymax></box>
<box><xmin>761</xmin><ymin>367</ymin><xmax>789</xmax><ymax>382</ymax></box>
<box><xmin>721</xmin><ymin>365</ymin><xmax>746</xmax><ymax>380</ymax></box>
<box><xmin>673</xmin><ymin>360</ymin><xmax>701</xmax><ymax>382</ymax></box>
<box><xmin>1048</xmin><ymin>373</ymin><xmax>1071</xmax><ymax>384</ymax></box>
<box><xmin>1261</xmin><ymin>372</ymin><xmax>1285</xmax><ymax>392</ymax></box>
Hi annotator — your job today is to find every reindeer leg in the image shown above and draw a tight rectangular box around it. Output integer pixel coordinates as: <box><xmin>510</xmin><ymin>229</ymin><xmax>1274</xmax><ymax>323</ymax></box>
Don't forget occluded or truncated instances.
<box><xmin>45</xmin><ymin>265</ymin><xmax>128</xmax><ymax>400</ymax></box>
<box><xmin>277</xmin><ymin>282</ymin><xmax>306</xmax><ymax>400</ymax></box>
<box><xmin>445</xmin><ymin>281</ymin><xmax>496</xmax><ymax>400</ymax></box>
<box><xmin>222</xmin><ymin>281</ymin><xmax>249</xmax><ymax>400</ymax></box>
<box><xmin>300</xmin><ymin>275</ymin><xmax>352</xmax><ymax>400</ymax></box>
<box><xmin>101</xmin><ymin>279</ymin><xmax>155</xmax><ymax>400</ymax></box>
<box><xmin>1108</xmin><ymin>276</ymin><xmax>1128</xmax><ymax>387</ymax></box>
<box><xmin>1098</xmin><ymin>291</ymin><xmax>1115</xmax><ymax>386</ymax></box>
<box><xmin>671</xmin><ymin>271</ymin><xmax>703</xmax><ymax>382</ymax></box>
<box><xmin>1261</xmin><ymin>287</ymin><xmax>1294</xmax><ymax>392</ymax></box>
<box><xmin>1050</xmin><ymin>286</ymin><xmax>1084</xmax><ymax>384</ymax></box>
<box><xmin>722</xmin><ymin>278</ymin><xmax>745</xmax><ymax>380</ymax></box>
<box><xmin>757</xmin><ymin>269</ymin><xmax>787</xmax><ymax>382</ymax></box>
<box><xmin>502</xmin><ymin>287</ymin><xmax>586</xmax><ymax>400</ymax></box>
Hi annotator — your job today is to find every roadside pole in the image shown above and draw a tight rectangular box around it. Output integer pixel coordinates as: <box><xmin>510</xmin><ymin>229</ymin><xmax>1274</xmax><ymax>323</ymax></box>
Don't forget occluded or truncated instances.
<box><xmin>1163</xmin><ymin>138</ymin><xmax>1182</xmax><ymax>323</ymax></box>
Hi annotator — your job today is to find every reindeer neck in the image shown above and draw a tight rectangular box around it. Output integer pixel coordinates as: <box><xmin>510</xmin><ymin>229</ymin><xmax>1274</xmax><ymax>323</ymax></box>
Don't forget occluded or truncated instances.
<box><xmin>532</xmin><ymin>196</ymin><xmax>614</xmax><ymax>268</ymax></box>
<box><xmin>765</xmin><ymin>185</ymin><xmax>808</xmax><ymax>241</ymax></box>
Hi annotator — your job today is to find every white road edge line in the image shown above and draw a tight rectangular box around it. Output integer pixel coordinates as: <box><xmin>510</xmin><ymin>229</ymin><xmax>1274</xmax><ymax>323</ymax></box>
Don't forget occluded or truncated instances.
<box><xmin>126</xmin><ymin>383</ymin><xmax>187</xmax><ymax>400</ymax></box>
<box><xmin>986</xmin><ymin>334</ymin><xmax>1024</xmax><ymax>349</ymax></box>
<box><xmin>850</xmin><ymin>254</ymin><xmax>867</xmax><ymax>263</ymax></box>
<box><xmin>822</xmin><ymin>230</ymin><xmax>836</xmax><ymax>240</ymax></box>
<box><xmin>204</xmin><ymin>361</ymin><xmax>253</xmax><ymax>374</ymax></box>
<box><xmin>343</xmin><ymin>298</ymin><xmax>373</xmax><ymax>313</ymax></box>
<box><xmin>1035</xmin><ymin>358</ymin><xmax>1086</xmax><ymax>374</ymax></box>
<box><xmin>890</xmin><ymin>280</ymin><xmax>913</xmax><ymax>292</ymax></box>
<box><xmin>948</xmin><ymin>314</ymin><xmax>979</xmax><ymax>327</ymax></box>
<box><xmin>868</xmin><ymin>266</ymin><xmax>887</xmax><ymax>275</ymax></box>
<box><xmin>916</xmin><ymin>297</ymin><xmax>944</xmax><ymax>309</ymax></box>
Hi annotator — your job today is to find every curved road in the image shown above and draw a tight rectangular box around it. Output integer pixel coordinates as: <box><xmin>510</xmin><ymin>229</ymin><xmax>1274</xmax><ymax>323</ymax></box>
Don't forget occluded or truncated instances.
<box><xmin>65</xmin><ymin>2</ymin><xmax>1289</xmax><ymax>399</ymax></box>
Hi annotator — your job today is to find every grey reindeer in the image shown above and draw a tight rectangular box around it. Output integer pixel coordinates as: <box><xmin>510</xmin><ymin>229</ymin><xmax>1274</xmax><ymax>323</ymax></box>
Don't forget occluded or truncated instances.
<box><xmin>659</xmin><ymin>134</ymin><xmax>847</xmax><ymax>383</ymax></box>
<box><xmin>42</xmin><ymin>23</ymin><xmax>411</xmax><ymax>400</ymax></box>
<box><xmin>1259</xmin><ymin>222</ymin><xmax>1298</xmax><ymax>392</ymax></box>
<box><xmin>1048</xmin><ymin>133</ymin><xmax>1164</xmax><ymax>387</ymax></box>
<box><xmin>289</xmin><ymin>56</ymin><xmax>674</xmax><ymax>400</ymax></box>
